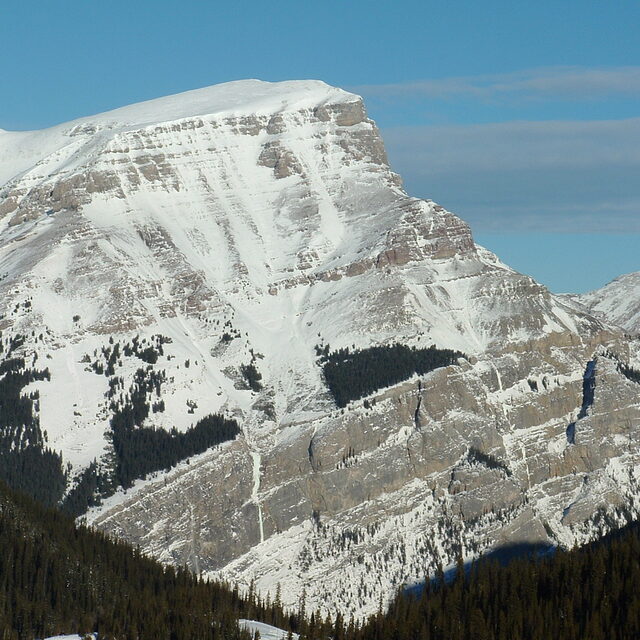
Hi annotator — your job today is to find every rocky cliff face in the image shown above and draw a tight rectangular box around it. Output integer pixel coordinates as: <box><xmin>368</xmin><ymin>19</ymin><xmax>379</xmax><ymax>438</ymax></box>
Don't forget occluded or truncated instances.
<box><xmin>1</xmin><ymin>80</ymin><xmax>639</xmax><ymax>619</ymax></box>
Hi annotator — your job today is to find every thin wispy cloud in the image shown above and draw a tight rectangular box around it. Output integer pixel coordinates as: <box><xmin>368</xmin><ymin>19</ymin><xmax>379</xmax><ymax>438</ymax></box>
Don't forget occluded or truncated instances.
<box><xmin>353</xmin><ymin>66</ymin><xmax>640</xmax><ymax>102</ymax></box>
<box><xmin>381</xmin><ymin>117</ymin><xmax>640</xmax><ymax>233</ymax></box>
<box><xmin>384</xmin><ymin>118</ymin><xmax>640</xmax><ymax>171</ymax></box>
<box><xmin>353</xmin><ymin>66</ymin><xmax>640</xmax><ymax>235</ymax></box>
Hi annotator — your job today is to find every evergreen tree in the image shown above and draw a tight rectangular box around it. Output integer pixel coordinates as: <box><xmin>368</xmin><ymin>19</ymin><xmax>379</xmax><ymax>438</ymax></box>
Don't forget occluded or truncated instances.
<box><xmin>345</xmin><ymin>522</ymin><xmax>640</xmax><ymax>640</ymax></box>
<box><xmin>320</xmin><ymin>343</ymin><xmax>464</xmax><ymax>407</ymax></box>
<box><xmin>0</xmin><ymin>480</ymin><xmax>298</xmax><ymax>639</ymax></box>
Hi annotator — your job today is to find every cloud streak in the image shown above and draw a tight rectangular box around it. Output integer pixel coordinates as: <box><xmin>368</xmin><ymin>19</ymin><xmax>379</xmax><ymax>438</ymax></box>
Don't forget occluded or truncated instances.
<box><xmin>381</xmin><ymin>117</ymin><xmax>640</xmax><ymax>233</ymax></box>
<box><xmin>354</xmin><ymin>66</ymin><xmax>640</xmax><ymax>102</ymax></box>
<box><xmin>384</xmin><ymin>118</ymin><xmax>640</xmax><ymax>171</ymax></box>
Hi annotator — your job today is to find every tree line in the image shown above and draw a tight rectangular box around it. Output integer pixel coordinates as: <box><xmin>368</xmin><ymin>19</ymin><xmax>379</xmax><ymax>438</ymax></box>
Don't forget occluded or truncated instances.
<box><xmin>319</xmin><ymin>343</ymin><xmax>464</xmax><ymax>407</ymax></box>
<box><xmin>0</xmin><ymin>334</ymin><xmax>243</xmax><ymax>516</ymax></box>
<box><xmin>0</xmin><ymin>337</ymin><xmax>66</xmax><ymax>507</ymax></box>
<box><xmin>63</xmin><ymin>363</ymin><xmax>242</xmax><ymax>515</ymax></box>
<box><xmin>110</xmin><ymin>412</ymin><xmax>240</xmax><ymax>490</ymax></box>
<box><xmin>63</xmin><ymin>408</ymin><xmax>241</xmax><ymax>517</ymax></box>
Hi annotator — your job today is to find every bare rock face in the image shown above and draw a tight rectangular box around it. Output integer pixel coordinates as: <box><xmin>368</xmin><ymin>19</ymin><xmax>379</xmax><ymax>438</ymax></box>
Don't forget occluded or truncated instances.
<box><xmin>1</xmin><ymin>79</ymin><xmax>639</xmax><ymax>619</ymax></box>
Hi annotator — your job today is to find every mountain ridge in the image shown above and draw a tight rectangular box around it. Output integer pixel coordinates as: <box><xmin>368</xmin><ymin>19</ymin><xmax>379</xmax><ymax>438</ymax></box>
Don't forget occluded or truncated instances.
<box><xmin>571</xmin><ymin>271</ymin><xmax>640</xmax><ymax>334</ymax></box>
<box><xmin>0</xmin><ymin>79</ymin><xmax>358</xmax><ymax>191</ymax></box>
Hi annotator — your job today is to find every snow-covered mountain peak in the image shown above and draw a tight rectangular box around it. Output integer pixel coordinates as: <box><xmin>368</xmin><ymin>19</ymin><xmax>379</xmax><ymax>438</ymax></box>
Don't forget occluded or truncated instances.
<box><xmin>66</xmin><ymin>79</ymin><xmax>359</xmax><ymax>129</ymax></box>
<box><xmin>574</xmin><ymin>271</ymin><xmax>640</xmax><ymax>333</ymax></box>
<box><xmin>0</xmin><ymin>80</ymin><xmax>361</xmax><ymax>188</ymax></box>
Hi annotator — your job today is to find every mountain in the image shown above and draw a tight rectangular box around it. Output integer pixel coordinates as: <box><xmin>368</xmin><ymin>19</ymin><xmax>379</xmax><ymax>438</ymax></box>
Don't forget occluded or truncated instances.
<box><xmin>572</xmin><ymin>271</ymin><xmax>640</xmax><ymax>334</ymax></box>
<box><xmin>1</xmin><ymin>80</ymin><xmax>640</xmax><ymax>619</ymax></box>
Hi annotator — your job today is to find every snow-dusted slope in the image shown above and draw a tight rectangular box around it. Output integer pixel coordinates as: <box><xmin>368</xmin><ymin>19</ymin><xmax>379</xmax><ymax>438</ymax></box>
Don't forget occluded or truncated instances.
<box><xmin>240</xmin><ymin>620</ymin><xmax>299</xmax><ymax>640</ymax></box>
<box><xmin>0</xmin><ymin>80</ymin><xmax>352</xmax><ymax>187</ymax></box>
<box><xmin>0</xmin><ymin>79</ymin><xmax>587</xmax><ymax>469</ymax></box>
<box><xmin>573</xmin><ymin>271</ymin><xmax>640</xmax><ymax>334</ymax></box>
<box><xmin>1</xmin><ymin>80</ymin><xmax>638</xmax><ymax>620</ymax></box>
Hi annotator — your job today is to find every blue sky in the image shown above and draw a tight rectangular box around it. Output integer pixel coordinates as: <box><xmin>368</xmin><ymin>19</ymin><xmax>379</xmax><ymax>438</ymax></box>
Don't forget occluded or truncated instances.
<box><xmin>1</xmin><ymin>0</ymin><xmax>639</xmax><ymax>292</ymax></box>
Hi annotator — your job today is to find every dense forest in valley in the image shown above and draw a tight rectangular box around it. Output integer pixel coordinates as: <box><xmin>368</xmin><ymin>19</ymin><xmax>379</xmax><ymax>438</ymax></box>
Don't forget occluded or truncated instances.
<box><xmin>348</xmin><ymin>523</ymin><xmax>640</xmax><ymax>640</ymax></box>
<box><xmin>0</xmin><ymin>479</ymin><xmax>330</xmax><ymax>640</ymax></box>
<box><xmin>319</xmin><ymin>343</ymin><xmax>464</xmax><ymax>407</ymax></box>
<box><xmin>0</xmin><ymin>478</ymin><xmax>244</xmax><ymax>639</ymax></box>
<box><xmin>5</xmin><ymin>470</ymin><xmax>640</xmax><ymax>640</ymax></box>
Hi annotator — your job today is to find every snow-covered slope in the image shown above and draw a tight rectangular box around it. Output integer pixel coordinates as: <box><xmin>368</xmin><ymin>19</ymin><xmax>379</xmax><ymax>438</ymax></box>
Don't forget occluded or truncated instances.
<box><xmin>240</xmin><ymin>620</ymin><xmax>299</xmax><ymax>640</ymax></box>
<box><xmin>0</xmin><ymin>80</ymin><xmax>352</xmax><ymax>187</ymax></box>
<box><xmin>1</xmin><ymin>79</ymin><xmax>586</xmax><ymax>469</ymax></box>
<box><xmin>1</xmin><ymin>80</ymin><xmax>638</xmax><ymax>620</ymax></box>
<box><xmin>573</xmin><ymin>271</ymin><xmax>640</xmax><ymax>334</ymax></box>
